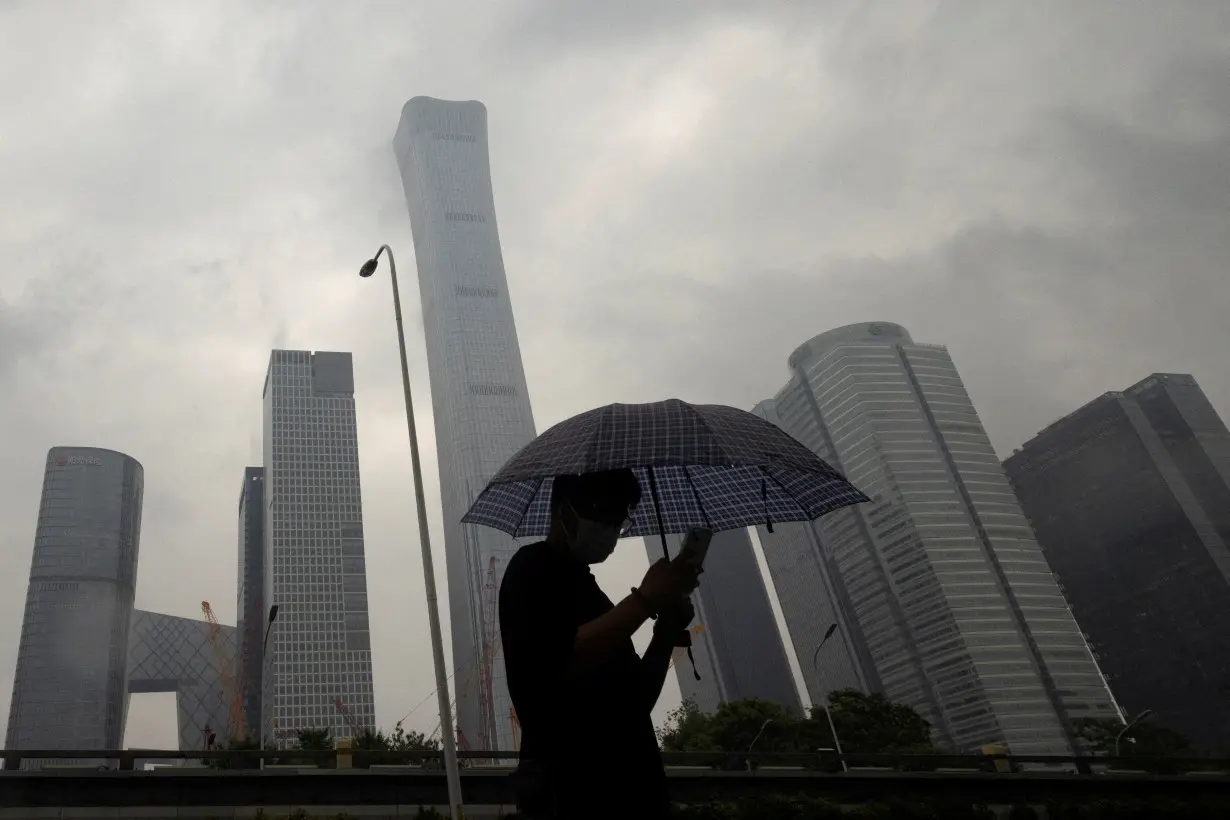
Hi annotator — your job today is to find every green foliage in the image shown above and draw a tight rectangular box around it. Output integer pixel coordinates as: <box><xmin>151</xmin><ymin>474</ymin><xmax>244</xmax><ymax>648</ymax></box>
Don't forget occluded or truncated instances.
<box><xmin>351</xmin><ymin>720</ymin><xmax>443</xmax><ymax>767</ymax></box>
<box><xmin>1046</xmin><ymin>797</ymin><xmax>1230</xmax><ymax>819</ymax></box>
<box><xmin>658</xmin><ymin>690</ymin><xmax>935</xmax><ymax>770</ymax></box>
<box><xmin>1071</xmin><ymin>716</ymin><xmax>1190</xmax><ymax>758</ymax></box>
<box><xmin>295</xmin><ymin>727</ymin><xmax>332</xmax><ymax>750</ymax></box>
<box><xmin>823</xmin><ymin>689</ymin><xmax>934</xmax><ymax>754</ymax></box>
<box><xmin>203</xmin><ymin>734</ymin><xmax>261</xmax><ymax>770</ymax></box>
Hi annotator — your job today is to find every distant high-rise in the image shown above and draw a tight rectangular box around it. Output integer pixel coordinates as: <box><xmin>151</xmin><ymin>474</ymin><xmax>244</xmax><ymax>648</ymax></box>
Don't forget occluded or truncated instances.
<box><xmin>394</xmin><ymin>97</ymin><xmax>538</xmax><ymax>751</ymax></box>
<box><xmin>646</xmin><ymin>530</ymin><xmax>801</xmax><ymax>714</ymax></box>
<box><xmin>6</xmin><ymin>447</ymin><xmax>144</xmax><ymax>767</ymax></box>
<box><xmin>262</xmin><ymin>350</ymin><xmax>375</xmax><ymax>745</ymax></box>
<box><xmin>754</xmin><ymin>323</ymin><xmax>1119</xmax><ymax>754</ymax></box>
<box><xmin>1004</xmin><ymin>373</ymin><xmax>1230</xmax><ymax>750</ymax></box>
<box><xmin>236</xmin><ymin>467</ymin><xmax>265</xmax><ymax>739</ymax></box>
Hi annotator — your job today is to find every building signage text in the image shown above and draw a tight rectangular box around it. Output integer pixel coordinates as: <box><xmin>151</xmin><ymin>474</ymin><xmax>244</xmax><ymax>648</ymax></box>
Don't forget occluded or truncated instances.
<box><xmin>55</xmin><ymin>455</ymin><xmax>102</xmax><ymax>467</ymax></box>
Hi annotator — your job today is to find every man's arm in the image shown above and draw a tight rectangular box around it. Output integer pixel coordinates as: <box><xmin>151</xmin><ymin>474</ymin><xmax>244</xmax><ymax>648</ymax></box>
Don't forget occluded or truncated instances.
<box><xmin>638</xmin><ymin>596</ymin><xmax>696</xmax><ymax>711</ymax></box>
<box><xmin>566</xmin><ymin>593</ymin><xmax>654</xmax><ymax>679</ymax></box>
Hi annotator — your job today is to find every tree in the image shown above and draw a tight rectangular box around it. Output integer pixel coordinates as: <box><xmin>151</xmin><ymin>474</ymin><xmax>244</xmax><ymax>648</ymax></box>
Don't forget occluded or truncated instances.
<box><xmin>203</xmin><ymin>735</ymin><xmax>260</xmax><ymax>770</ymax></box>
<box><xmin>352</xmin><ymin>720</ymin><xmax>443</xmax><ymax>767</ymax></box>
<box><xmin>824</xmin><ymin>689</ymin><xmax>934</xmax><ymax>754</ymax></box>
<box><xmin>658</xmin><ymin>691</ymin><xmax>935</xmax><ymax>770</ymax></box>
<box><xmin>1071</xmin><ymin>717</ymin><xmax>1190</xmax><ymax>757</ymax></box>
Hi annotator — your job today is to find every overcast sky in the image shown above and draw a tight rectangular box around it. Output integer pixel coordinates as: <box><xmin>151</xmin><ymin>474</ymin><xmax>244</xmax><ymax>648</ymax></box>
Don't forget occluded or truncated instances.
<box><xmin>1</xmin><ymin>1</ymin><xmax>1227</xmax><ymax>748</ymax></box>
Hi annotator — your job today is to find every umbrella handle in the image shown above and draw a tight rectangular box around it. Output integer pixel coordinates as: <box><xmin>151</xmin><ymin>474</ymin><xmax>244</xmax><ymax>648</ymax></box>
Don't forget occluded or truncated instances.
<box><xmin>646</xmin><ymin>466</ymin><xmax>671</xmax><ymax>561</ymax></box>
<box><xmin>647</xmin><ymin>466</ymin><xmax>702</xmax><ymax>681</ymax></box>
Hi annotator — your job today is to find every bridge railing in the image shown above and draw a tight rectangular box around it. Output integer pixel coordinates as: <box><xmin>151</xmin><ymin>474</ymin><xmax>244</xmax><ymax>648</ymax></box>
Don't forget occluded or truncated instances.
<box><xmin>4</xmin><ymin>748</ymin><xmax>1230</xmax><ymax>776</ymax></box>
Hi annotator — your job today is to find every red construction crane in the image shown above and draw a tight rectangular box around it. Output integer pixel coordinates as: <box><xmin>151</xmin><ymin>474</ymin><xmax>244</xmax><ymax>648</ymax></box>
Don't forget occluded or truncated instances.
<box><xmin>477</xmin><ymin>555</ymin><xmax>500</xmax><ymax>750</ymax></box>
<box><xmin>333</xmin><ymin>696</ymin><xmax>361</xmax><ymax>738</ymax></box>
<box><xmin>201</xmin><ymin>601</ymin><xmax>245</xmax><ymax>741</ymax></box>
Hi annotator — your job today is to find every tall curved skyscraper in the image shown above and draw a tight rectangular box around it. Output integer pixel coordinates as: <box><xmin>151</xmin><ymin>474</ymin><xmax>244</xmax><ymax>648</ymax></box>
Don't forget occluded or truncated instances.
<box><xmin>6</xmin><ymin>447</ymin><xmax>144</xmax><ymax>764</ymax></box>
<box><xmin>755</xmin><ymin>324</ymin><xmax>1120</xmax><ymax>754</ymax></box>
<box><xmin>395</xmin><ymin>97</ymin><xmax>538</xmax><ymax>751</ymax></box>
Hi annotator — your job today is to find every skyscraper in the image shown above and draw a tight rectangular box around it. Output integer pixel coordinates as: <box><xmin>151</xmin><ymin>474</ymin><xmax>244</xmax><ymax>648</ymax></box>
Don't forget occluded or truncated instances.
<box><xmin>1004</xmin><ymin>373</ymin><xmax>1230</xmax><ymax>750</ymax></box>
<box><xmin>236</xmin><ymin>467</ymin><xmax>266</xmax><ymax>739</ymax></box>
<box><xmin>262</xmin><ymin>350</ymin><xmax>375</xmax><ymax>745</ymax></box>
<box><xmin>753</xmin><ymin>323</ymin><xmax>1119</xmax><ymax>754</ymax></box>
<box><xmin>646</xmin><ymin>530</ymin><xmax>801</xmax><ymax>714</ymax></box>
<box><xmin>6</xmin><ymin>447</ymin><xmax>144</xmax><ymax>767</ymax></box>
<box><xmin>394</xmin><ymin>97</ymin><xmax>538</xmax><ymax>751</ymax></box>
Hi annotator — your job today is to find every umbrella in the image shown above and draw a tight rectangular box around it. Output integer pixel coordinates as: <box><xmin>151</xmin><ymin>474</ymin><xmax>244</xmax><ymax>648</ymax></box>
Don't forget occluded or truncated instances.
<box><xmin>462</xmin><ymin>398</ymin><xmax>869</xmax><ymax>556</ymax></box>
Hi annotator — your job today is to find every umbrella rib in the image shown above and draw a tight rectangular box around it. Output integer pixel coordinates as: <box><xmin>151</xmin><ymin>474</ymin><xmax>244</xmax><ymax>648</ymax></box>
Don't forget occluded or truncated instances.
<box><xmin>681</xmin><ymin>465</ymin><xmax>713</xmax><ymax>530</ymax></box>
<box><xmin>513</xmin><ymin>476</ymin><xmax>547</xmax><ymax>539</ymax></box>
<box><xmin>760</xmin><ymin>464</ymin><xmax>803</xmax><ymax>523</ymax></box>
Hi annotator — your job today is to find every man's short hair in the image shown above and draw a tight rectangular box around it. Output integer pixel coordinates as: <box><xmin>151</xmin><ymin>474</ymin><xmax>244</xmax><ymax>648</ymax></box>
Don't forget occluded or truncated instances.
<box><xmin>550</xmin><ymin>469</ymin><xmax>642</xmax><ymax>514</ymax></box>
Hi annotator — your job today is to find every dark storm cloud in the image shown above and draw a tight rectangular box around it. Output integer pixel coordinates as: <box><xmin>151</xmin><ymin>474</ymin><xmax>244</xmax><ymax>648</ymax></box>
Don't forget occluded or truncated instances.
<box><xmin>1</xmin><ymin>1</ymin><xmax>1227</xmax><ymax>743</ymax></box>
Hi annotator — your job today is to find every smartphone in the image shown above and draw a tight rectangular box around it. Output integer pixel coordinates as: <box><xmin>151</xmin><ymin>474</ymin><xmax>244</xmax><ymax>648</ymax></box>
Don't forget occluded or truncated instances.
<box><xmin>676</xmin><ymin>527</ymin><xmax>713</xmax><ymax>571</ymax></box>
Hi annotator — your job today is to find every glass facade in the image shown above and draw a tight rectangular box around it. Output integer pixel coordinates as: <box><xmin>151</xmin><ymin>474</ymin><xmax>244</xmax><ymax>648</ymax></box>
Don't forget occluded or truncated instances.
<box><xmin>646</xmin><ymin>530</ymin><xmax>801</xmax><ymax>715</ymax></box>
<box><xmin>262</xmin><ymin>350</ymin><xmax>375</xmax><ymax>745</ymax></box>
<box><xmin>126</xmin><ymin>610</ymin><xmax>236</xmax><ymax>752</ymax></box>
<box><xmin>236</xmin><ymin>467</ymin><xmax>265</xmax><ymax>739</ymax></box>
<box><xmin>752</xmin><ymin>401</ymin><xmax>876</xmax><ymax>708</ymax></box>
<box><xmin>6</xmin><ymin>447</ymin><xmax>143</xmax><ymax>768</ymax></box>
<box><xmin>394</xmin><ymin>97</ymin><xmax>538</xmax><ymax>751</ymax></box>
<box><xmin>1004</xmin><ymin>374</ymin><xmax>1230</xmax><ymax>750</ymax></box>
<box><xmin>755</xmin><ymin>324</ymin><xmax>1119</xmax><ymax>754</ymax></box>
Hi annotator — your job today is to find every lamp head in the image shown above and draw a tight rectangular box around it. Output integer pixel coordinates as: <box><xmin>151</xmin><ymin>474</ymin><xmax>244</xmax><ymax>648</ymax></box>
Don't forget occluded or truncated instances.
<box><xmin>823</xmin><ymin>623</ymin><xmax>838</xmax><ymax>641</ymax></box>
<box><xmin>359</xmin><ymin>258</ymin><xmax>378</xmax><ymax>278</ymax></box>
<box><xmin>268</xmin><ymin>604</ymin><xmax>280</xmax><ymax>623</ymax></box>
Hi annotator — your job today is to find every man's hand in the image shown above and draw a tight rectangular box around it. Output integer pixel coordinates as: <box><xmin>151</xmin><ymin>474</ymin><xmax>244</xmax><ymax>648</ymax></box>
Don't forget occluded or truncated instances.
<box><xmin>639</xmin><ymin>558</ymin><xmax>698</xmax><ymax>613</ymax></box>
<box><xmin>653</xmin><ymin>595</ymin><xmax>696</xmax><ymax>647</ymax></box>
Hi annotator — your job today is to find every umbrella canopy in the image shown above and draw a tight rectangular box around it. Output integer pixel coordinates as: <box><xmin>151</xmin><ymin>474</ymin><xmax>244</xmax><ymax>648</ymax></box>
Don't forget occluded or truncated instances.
<box><xmin>462</xmin><ymin>399</ymin><xmax>868</xmax><ymax>540</ymax></box>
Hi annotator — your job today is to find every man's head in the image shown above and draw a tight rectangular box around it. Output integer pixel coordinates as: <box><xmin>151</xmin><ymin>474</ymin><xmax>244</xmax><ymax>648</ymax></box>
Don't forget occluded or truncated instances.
<box><xmin>549</xmin><ymin>469</ymin><xmax>642</xmax><ymax>564</ymax></box>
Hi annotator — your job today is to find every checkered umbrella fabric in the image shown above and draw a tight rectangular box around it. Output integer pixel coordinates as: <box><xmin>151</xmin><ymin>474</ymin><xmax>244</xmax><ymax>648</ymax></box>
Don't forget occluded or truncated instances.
<box><xmin>462</xmin><ymin>399</ymin><xmax>869</xmax><ymax>539</ymax></box>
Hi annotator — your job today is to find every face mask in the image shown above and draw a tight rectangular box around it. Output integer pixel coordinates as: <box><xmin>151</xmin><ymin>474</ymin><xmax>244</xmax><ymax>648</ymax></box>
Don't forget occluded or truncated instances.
<box><xmin>565</xmin><ymin>505</ymin><xmax>622</xmax><ymax>565</ymax></box>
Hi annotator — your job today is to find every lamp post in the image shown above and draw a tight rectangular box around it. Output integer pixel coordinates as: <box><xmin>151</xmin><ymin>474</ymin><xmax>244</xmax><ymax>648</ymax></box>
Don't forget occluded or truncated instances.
<box><xmin>1114</xmin><ymin>709</ymin><xmax>1154</xmax><ymax>758</ymax></box>
<box><xmin>746</xmin><ymin>718</ymin><xmax>774</xmax><ymax>771</ymax></box>
<box><xmin>259</xmin><ymin>605</ymin><xmax>279</xmax><ymax>769</ymax></box>
<box><xmin>360</xmin><ymin>245</ymin><xmax>464</xmax><ymax>819</ymax></box>
<box><xmin>811</xmin><ymin>623</ymin><xmax>848</xmax><ymax>772</ymax></box>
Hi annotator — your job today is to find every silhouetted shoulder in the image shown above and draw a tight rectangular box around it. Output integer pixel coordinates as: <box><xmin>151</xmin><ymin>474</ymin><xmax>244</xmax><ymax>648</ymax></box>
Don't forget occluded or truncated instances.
<box><xmin>502</xmin><ymin>541</ymin><xmax>566</xmax><ymax>592</ymax></box>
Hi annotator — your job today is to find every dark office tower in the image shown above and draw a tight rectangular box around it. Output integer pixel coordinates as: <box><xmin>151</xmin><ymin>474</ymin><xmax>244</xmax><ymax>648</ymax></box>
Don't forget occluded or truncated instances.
<box><xmin>1004</xmin><ymin>373</ymin><xmax>1230</xmax><ymax>750</ymax></box>
<box><xmin>236</xmin><ymin>467</ymin><xmax>265</xmax><ymax>740</ymax></box>
<box><xmin>644</xmin><ymin>529</ymin><xmax>802</xmax><ymax>714</ymax></box>
<box><xmin>754</xmin><ymin>323</ymin><xmax>1120</xmax><ymax>755</ymax></box>
<box><xmin>6</xmin><ymin>447</ymin><xmax>144</xmax><ymax>767</ymax></box>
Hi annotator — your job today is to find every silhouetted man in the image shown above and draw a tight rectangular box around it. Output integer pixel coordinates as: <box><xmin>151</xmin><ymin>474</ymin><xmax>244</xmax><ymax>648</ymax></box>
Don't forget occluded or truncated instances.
<box><xmin>500</xmin><ymin>469</ymin><xmax>698</xmax><ymax>819</ymax></box>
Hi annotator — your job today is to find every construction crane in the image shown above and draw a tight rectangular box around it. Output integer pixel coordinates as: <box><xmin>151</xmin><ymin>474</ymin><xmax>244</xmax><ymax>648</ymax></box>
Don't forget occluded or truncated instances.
<box><xmin>333</xmin><ymin>696</ymin><xmax>361</xmax><ymax>738</ymax></box>
<box><xmin>201</xmin><ymin>601</ymin><xmax>245</xmax><ymax>741</ymax></box>
<box><xmin>477</xmin><ymin>555</ymin><xmax>500</xmax><ymax>750</ymax></box>
<box><xmin>510</xmin><ymin>708</ymin><xmax>521</xmax><ymax>752</ymax></box>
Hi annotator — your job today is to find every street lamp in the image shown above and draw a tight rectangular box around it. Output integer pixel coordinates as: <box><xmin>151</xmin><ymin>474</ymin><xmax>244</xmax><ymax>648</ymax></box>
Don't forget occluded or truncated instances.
<box><xmin>1114</xmin><ymin>709</ymin><xmax>1154</xmax><ymax>758</ymax></box>
<box><xmin>262</xmin><ymin>604</ymin><xmax>280</xmax><ymax>653</ymax></box>
<box><xmin>259</xmin><ymin>605</ymin><xmax>280</xmax><ymax>769</ymax></box>
<box><xmin>359</xmin><ymin>245</ymin><xmax>464</xmax><ymax>819</ymax></box>
<box><xmin>746</xmin><ymin>718</ymin><xmax>774</xmax><ymax>771</ymax></box>
<box><xmin>811</xmin><ymin>622</ymin><xmax>848</xmax><ymax>772</ymax></box>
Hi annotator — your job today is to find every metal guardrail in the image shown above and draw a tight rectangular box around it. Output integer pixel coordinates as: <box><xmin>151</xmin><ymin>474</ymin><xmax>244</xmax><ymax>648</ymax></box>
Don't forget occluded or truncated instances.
<box><xmin>5</xmin><ymin>748</ymin><xmax>1230</xmax><ymax>775</ymax></box>
<box><xmin>3</xmin><ymin>760</ymin><xmax>1230</xmax><ymax>811</ymax></box>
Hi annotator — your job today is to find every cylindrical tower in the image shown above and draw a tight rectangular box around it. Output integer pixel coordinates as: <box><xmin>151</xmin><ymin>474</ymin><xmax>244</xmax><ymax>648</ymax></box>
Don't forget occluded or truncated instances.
<box><xmin>5</xmin><ymin>447</ymin><xmax>143</xmax><ymax>767</ymax></box>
